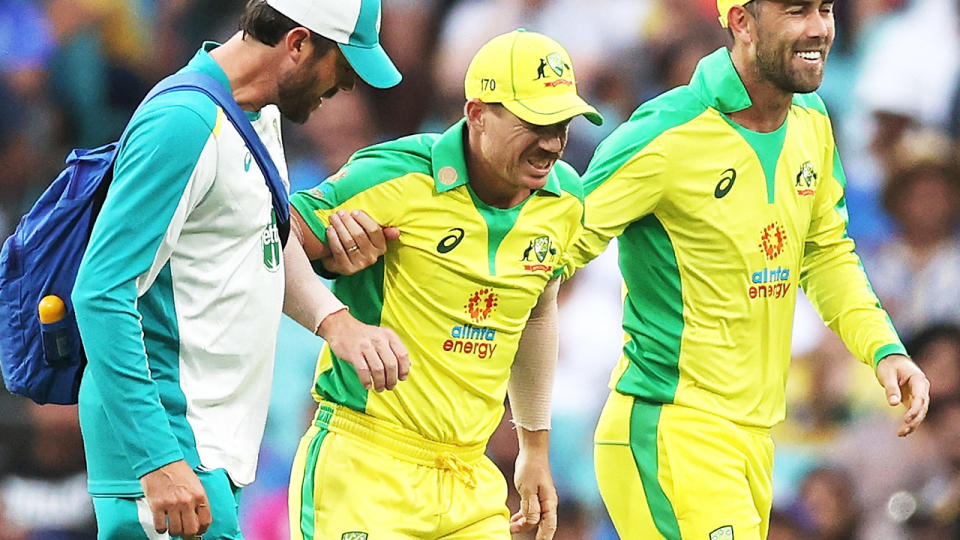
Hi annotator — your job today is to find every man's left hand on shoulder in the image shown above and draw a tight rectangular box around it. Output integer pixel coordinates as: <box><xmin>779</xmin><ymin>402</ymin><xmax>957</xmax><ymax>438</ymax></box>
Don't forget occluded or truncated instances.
<box><xmin>876</xmin><ymin>354</ymin><xmax>930</xmax><ymax>437</ymax></box>
<box><xmin>510</xmin><ymin>431</ymin><xmax>558</xmax><ymax>540</ymax></box>
<box><xmin>322</xmin><ymin>210</ymin><xmax>399</xmax><ymax>275</ymax></box>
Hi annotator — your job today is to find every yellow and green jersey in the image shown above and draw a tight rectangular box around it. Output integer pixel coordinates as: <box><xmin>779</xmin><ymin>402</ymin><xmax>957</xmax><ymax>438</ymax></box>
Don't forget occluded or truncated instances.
<box><xmin>292</xmin><ymin>120</ymin><xmax>584</xmax><ymax>447</ymax></box>
<box><xmin>571</xmin><ymin>48</ymin><xmax>905</xmax><ymax>429</ymax></box>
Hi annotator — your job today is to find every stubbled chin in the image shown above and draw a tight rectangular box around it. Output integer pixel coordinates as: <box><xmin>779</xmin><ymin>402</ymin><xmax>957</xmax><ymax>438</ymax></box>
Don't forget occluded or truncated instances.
<box><xmin>523</xmin><ymin>174</ymin><xmax>550</xmax><ymax>190</ymax></box>
<box><xmin>524</xmin><ymin>170</ymin><xmax>551</xmax><ymax>184</ymax></box>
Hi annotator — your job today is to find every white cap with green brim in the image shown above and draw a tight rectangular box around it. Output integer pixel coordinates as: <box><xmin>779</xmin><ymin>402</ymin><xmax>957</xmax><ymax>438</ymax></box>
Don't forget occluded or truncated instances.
<box><xmin>266</xmin><ymin>0</ymin><xmax>402</xmax><ymax>89</ymax></box>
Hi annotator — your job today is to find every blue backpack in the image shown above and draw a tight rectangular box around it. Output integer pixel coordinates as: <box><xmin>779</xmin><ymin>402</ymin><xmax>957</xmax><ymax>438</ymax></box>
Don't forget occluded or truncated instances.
<box><xmin>0</xmin><ymin>72</ymin><xmax>290</xmax><ymax>404</ymax></box>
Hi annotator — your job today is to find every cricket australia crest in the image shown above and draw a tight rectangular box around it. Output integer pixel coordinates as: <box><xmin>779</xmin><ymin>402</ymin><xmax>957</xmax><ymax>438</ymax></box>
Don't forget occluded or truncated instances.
<box><xmin>710</xmin><ymin>525</ymin><xmax>734</xmax><ymax>540</ymax></box>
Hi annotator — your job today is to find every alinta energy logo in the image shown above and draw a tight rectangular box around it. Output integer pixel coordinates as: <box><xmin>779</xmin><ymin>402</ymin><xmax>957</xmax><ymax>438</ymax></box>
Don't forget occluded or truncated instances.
<box><xmin>749</xmin><ymin>222</ymin><xmax>791</xmax><ymax>300</ymax></box>
<box><xmin>465</xmin><ymin>288</ymin><xmax>498</xmax><ymax>322</ymax></box>
<box><xmin>442</xmin><ymin>288</ymin><xmax>500</xmax><ymax>359</ymax></box>
<box><xmin>759</xmin><ymin>222</ymin><xmax>787</xmax><ymax>260</ymax></box>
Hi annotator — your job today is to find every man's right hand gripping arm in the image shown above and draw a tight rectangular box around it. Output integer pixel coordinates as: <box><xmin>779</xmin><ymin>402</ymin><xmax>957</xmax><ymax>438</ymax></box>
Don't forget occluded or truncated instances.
<box><xmin>285</xmin><ymin>157</ymin><xmax>411</xmax><ymax>392</ymax></box>
<box><xmin>284</xmin><ymin>213</ymin><xmax>409</xmax><ymax>391</ymax></box>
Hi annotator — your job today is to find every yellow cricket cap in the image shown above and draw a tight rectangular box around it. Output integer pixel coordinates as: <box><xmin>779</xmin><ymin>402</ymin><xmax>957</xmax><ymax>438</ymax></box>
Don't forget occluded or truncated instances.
<box><xmin>464</xmin><ymin>29</ymin><xmax>603</xmax><ymax>126</ymax></box>
<box><xmin>717</xmin><ymin>0</ymin><xmax>754</xmax><ymax>28</ymax></box>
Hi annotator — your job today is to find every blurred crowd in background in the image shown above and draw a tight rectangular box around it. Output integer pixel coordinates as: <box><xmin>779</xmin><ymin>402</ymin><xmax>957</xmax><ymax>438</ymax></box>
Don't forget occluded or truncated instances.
<box><xmin>2</xmin><ymin>0</ymin><xmax>960</xmax><ymax>538</ymax></box>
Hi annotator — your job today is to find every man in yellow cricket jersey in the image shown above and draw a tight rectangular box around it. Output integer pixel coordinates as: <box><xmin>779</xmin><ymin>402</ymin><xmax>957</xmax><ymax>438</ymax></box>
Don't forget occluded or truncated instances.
<box><xmin>286</xmin><ymin>30</ymin><xmax>603</xmax><ymax>540</ymax></box>
<box><xmin>570</xmin><ymin>2</ymin><xmax>931</xmax><ymax>539</ymax></box>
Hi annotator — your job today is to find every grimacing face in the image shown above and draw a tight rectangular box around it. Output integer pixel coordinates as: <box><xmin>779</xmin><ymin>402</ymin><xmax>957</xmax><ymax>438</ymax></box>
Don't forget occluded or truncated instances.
<box><xmin>752</xmin><ymin>0</ymin><xmax>835</xmax><ymax>94</ymax></box>
<box><xmin>477</xmin><ymin>104</ymin><xmax>571</xmax><ymax>193</ymax></box>
<box><xmin>277</xmin><ymin>43</ymin><xmax>356</xmax><ymax>125</ymax></box>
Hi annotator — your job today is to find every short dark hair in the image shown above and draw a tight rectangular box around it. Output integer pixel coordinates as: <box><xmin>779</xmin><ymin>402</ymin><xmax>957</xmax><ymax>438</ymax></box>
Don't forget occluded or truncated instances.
<box><xmin>239</xmin><ymin>0</ymin><xmax>337</xmax><ymax>55</ymax></box>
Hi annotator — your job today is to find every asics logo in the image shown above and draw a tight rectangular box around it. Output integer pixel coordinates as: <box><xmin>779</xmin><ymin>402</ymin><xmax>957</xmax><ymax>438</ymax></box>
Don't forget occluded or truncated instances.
<box><xmin>437</xmin><ymin>228</ymin><xmax>465</xmax><ymax>254</ymax></box>
<box><xmin>715</xmin><ymin>168</ymin><xmax>737</xmax><ymax>198</ymax></box>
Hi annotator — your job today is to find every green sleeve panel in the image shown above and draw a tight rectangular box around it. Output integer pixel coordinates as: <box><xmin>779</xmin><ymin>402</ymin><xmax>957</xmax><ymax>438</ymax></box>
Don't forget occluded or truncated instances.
<box><xmin>290</xmin><ymin>135</ymin><xmax>437</xmax><ymax>243</ymax></box>
<box><xmin>568</xmin><ymin>87</ymin><xmax>707</xmax><ymax>275</ymax></box>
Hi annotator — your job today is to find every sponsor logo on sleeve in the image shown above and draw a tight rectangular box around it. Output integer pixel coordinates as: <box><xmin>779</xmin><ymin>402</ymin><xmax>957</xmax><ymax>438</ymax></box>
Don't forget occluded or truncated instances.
<box><xmin>306</xmin><ymin>169</ymin><xmax>348</xmax><ymax>201</ymax></box>
<box><xmin>327</xmin><ymin>168</ymin><xmax>349</xmax><ymax>184</ymax></box>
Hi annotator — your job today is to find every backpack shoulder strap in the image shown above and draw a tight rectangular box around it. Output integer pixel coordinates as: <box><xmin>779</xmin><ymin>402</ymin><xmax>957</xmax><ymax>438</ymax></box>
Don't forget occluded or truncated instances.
<box><xmin>141</xmin><ymin>72</ymin><xmax>290</xmax><ymax>243</ymax></box>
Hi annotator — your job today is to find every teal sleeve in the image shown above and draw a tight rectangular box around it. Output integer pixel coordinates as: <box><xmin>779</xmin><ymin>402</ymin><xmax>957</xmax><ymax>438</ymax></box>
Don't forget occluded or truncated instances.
<box><xmin>72</xmin><ymin>101</ymin><xmax>216</xmax><ymax>478</ymax></box>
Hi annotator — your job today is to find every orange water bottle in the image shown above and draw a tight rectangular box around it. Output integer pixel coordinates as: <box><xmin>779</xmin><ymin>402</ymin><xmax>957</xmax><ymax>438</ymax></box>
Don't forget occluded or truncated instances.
<box><xmin>38</xmin><ymin>295</ymin><xmax>72</xmax><ymax>366</ymax></box>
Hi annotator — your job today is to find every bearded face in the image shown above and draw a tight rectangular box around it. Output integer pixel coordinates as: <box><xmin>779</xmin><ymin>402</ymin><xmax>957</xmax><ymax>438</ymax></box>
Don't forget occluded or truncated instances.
<box><xmin>276</xmin><ymin>45</ymin><xmax>355</xmax><ymax>125</ymax></box>
<box><xmin>751</xmin><ymin>1</ymin><xmax>835</xmax><ymax>94</ymax></box>
<box><xmin>277</xmin><ymin>59</ymin><xmax>325</xmax><ymax>124</ymax></box>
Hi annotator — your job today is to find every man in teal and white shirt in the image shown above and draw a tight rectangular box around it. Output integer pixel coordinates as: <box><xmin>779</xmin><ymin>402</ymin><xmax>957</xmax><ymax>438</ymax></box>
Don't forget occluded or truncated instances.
<box><xmin>72</xmin><ymin>1</ymin><xmax>408</xmax><ymax>538</ymax></box>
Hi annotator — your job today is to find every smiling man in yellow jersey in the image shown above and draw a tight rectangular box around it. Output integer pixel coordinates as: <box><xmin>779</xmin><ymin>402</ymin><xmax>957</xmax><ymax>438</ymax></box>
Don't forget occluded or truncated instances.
<box><xmin>568</xmin><ymin>2</ymin><xmax>931</xmax><ymax>539</ymax></box>
<box><xmin>286</xmin><ymin>30</ymin><xmax>602</xmax><ymax>540</ymax></box>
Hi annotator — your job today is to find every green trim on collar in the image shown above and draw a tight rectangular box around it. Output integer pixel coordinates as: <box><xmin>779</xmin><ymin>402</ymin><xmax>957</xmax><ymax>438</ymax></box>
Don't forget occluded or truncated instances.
<box><xmin>428</xmin><ymin>119</ymin><xmax>563</xmax><ymax>197</ymax></box>
<box><xmin>689</xmin><ymin>48</ymin><xmax>753</xmax><ymax>114</ymax></box>
<box><xmin>540</xmin><ymin>165</ymin><xmax>562</xmax><ymax>197</ymax></box>
<box><xmin>430</xmin><ymin>120</ymin><xmax>471</xmax><ymax>193</ymax></box>
<box><xmin>465</xmin><ymin>182</ymin><xmax>530</xmax><ymax>275</ymax></box>
<box><xmin>719</xmin><ymin>113</ymin><xmax>787</xmax><ymax>204</ymax></box>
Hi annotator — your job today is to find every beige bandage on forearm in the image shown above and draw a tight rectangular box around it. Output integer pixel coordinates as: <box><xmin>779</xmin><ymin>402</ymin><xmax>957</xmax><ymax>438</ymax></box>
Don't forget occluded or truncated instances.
<box><xmin>508</xmin><ymin>279</ymin><xmax>560</xmax><ymax>431</ymax></box>
<box><xmin>282</xmin><ymin>233</ymin><xmax>347</xmax><ymax>333</ymax></box>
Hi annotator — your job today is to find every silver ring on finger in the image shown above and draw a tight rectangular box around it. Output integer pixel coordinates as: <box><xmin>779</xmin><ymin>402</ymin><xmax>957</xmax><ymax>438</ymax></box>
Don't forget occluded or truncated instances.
<box><xmin>347</xmin><ymin>245</ymin><xmax>360</xmax><ymax>252</ymax></box>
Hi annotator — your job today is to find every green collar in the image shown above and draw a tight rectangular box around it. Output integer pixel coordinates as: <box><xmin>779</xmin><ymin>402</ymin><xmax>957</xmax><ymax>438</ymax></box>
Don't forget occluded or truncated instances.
<box><xmin>183</xmin><ymin>42</ymin><xmax>260</xmax><ymax>121</ymax></box>
<box><xmin>689</xmin><ymin>48</ymin><xmax>753</xmax><ymax>114</ymax></box>
<box><xmin>429</xmin><ymin>119</ymin><xmax>562</xmax><ymax>197</ymax></box>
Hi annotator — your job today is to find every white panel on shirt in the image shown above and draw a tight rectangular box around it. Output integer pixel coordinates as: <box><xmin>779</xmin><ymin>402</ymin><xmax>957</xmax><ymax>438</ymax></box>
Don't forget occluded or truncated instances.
<box><xmin>142</xmin><ymin>105</ymin><xmax>288</xmax><ymax>487</ymax></box>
